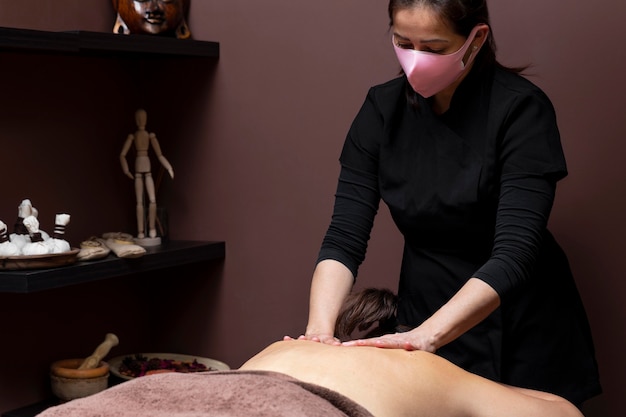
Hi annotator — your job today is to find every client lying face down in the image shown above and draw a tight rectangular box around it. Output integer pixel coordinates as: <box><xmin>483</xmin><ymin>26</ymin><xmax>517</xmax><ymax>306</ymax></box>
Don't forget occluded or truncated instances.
<box><xmin>243</xmin><ymin>289</ymin><xmax>583</xmax><ymax>417</ymax></box>
<box><xmin>37</xmin><ymin>289</ymin><xmax>583</xmax><ymax>417</ymax></box>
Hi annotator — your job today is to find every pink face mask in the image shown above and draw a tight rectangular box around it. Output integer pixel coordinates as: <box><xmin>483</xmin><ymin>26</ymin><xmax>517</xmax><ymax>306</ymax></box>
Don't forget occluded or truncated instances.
<box><xmin>393</xmin><ymin>26</ymin><xmax>482</xmax><ymax>98</ymax></box>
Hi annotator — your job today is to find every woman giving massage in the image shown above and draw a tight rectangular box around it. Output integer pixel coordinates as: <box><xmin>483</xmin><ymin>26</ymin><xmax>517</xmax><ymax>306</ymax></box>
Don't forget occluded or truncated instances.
<box><xmin>38</xmin><ymin>288</ymin><xmax>583</xmax><ymax>417</ymax></box>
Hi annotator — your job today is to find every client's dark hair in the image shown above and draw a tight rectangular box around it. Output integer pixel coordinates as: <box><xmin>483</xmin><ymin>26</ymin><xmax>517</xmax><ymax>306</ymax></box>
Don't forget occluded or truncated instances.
<box><xmin>335</xmin><ymin>288</ymin><xmax>409</xmax><ymax>341</ymax></box>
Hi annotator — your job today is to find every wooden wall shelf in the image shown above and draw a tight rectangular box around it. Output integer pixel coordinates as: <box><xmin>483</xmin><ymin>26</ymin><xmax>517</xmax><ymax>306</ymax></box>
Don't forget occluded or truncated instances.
<box><xmin>0</xmin><ymin>26</ymin><xmax>219</xmax><ymax>57</ymax></box>
<box><xmin>0</xmin><ymin>25</ymin><xmax>223</xmax><ymax>415</ymax></box>
<box><xmin>0</xmin><ymin>28</ymin><xmax>222</xmax><ymax>294</ymax></box>
<box><xmin>0</xmin><ymin>240</ymin><xmax>225</xmax><ymax>293</ymax></box>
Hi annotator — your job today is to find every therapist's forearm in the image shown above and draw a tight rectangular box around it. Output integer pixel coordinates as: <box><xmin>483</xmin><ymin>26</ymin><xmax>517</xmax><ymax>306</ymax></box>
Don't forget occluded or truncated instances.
<box><xmin>421</xmin><ymin>277</ymin><xmax>501</xmax><ymax>350</ymax></box>
<box><xmin>305</xmin><ymin>259</ymin><xmax>354</xmax><ymax>336</ymax></box>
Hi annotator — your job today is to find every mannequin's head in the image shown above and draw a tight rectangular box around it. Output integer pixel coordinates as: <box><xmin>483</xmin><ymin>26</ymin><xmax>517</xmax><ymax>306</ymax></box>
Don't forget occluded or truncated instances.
<box><xmin>112</xmin><ymin>0</ymin><xmax>191</xmax><ymax>39</ymax></box>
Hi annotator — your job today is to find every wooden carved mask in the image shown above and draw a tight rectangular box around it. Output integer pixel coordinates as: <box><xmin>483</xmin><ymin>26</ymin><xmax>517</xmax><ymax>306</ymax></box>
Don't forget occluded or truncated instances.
<box><xmin>112</xmin><ymin>0</ymin><xmax>191</xmax><ymax>39</ymax></box>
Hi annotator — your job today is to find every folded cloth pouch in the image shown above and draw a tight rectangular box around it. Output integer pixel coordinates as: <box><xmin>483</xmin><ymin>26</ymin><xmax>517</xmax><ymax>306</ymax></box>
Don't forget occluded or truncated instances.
<box><xmin>77</xmin><ymin>236</ymin><xmax>111</xmax><ymax>261</ymax></box>
<box><xmin>100</xmin><ymin>232</ymin><xmax>146</xmax><ymax>258</ymax></box>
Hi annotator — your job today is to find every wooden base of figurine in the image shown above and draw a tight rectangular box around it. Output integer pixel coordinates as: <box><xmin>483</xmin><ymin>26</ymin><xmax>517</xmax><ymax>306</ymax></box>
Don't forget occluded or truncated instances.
<box><xmin>134</xmin><ymin>236</ymin><xmax>161</xmax><ymax>247</ymax></box>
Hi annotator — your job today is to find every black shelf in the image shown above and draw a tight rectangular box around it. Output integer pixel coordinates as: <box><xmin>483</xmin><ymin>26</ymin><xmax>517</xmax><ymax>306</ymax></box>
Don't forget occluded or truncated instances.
<box><xmin>2</xmin><ymin>399</ymin><xmax>57</xmax><ymax>417</ymax></box>
<box><xmin>0</xmin><ymin>24</ymin><xmax>224</xmax><ymax>415</ymax></box>
<box><xmin>0</xmin><ymin>26</ymin><xmax>219</xmax><ymax>57</ymax></box>
<box><xmin>3</xmin><ymin>375</ymin><xmax>128</xmax><ymax>417</ymax></box>
<box><xmin>0</xmin><ymin>240</ymin><xmax>225</xmax><ymax>293</ymax></box>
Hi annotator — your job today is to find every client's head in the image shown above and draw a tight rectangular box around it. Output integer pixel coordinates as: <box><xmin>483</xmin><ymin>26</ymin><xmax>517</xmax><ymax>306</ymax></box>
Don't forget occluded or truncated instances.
<box><xmin>335</xmin><ymin>288</ymin><xmax>410</xmax><ymax>341</ymax></box>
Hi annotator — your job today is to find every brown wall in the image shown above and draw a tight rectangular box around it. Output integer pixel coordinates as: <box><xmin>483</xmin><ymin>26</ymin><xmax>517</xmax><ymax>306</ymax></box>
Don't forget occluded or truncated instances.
<box><xmin>0</xmin><ymin>1</ymin><xmax>622</xmax><ymax>416</ymax></box>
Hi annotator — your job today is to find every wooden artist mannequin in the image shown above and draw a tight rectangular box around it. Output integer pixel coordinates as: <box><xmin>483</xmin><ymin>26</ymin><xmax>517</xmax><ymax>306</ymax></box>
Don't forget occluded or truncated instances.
<box><xmin>120</xmin><ymin>108</ymin><xmax>174</xmax><ymax>246</ymax></box>
<box><xmin>112</xmin><ymin>0</ymin><xmax>191</xmax><ymax>39</ymax></box>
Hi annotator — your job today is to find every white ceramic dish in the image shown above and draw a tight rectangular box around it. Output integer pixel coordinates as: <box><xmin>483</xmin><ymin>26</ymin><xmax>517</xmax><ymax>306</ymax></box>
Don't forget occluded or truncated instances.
<box><xmin>109</xmin><ymin>353</ymin><xmax>230</xmax><ymax>380</ymax></box>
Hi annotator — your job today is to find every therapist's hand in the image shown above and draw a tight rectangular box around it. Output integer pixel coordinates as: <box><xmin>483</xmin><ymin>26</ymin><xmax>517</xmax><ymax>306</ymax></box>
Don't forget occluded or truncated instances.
<box><xmin>283</xmin><ymin>333</ymin><xmax>341</xmax><ymax>345</ymax></box>
<box><xmin>341</xmin><ymin>329</ymin><xmax>437</xmax><ymax>352</ymax></box>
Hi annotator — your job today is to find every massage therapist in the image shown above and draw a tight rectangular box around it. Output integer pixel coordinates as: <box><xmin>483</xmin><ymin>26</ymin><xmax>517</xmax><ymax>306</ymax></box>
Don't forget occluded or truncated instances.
<box><xmin>287</xmin><ymin>0</ymin><xmax>601</xmax><ymax>409</ymax></box>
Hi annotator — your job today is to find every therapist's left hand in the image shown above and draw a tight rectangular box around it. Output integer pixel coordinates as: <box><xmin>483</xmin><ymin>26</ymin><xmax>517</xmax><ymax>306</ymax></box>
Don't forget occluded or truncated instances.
<box><xmin>341</xmin><ymin>329</ymin><xmax>437</xmax><ymax>353</ymax></box>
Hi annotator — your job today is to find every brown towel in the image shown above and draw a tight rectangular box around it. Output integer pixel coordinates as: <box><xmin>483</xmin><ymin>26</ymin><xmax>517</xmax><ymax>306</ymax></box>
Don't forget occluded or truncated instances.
<box><xmin>36</xmin><ymin>370</ymin><xmax>375</xmax><ymax>417</ymax></box>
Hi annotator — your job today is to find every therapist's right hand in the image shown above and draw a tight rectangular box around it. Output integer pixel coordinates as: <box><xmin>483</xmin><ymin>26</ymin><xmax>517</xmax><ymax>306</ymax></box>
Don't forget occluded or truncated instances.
<box><xmin>283</xmin><ymin>334</ymin><xmax>341</xmax><ymax>345</ymax></box>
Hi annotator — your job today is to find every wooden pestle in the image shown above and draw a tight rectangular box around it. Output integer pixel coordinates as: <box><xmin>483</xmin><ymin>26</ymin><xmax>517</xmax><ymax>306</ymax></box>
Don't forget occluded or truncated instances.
<box><xmin>78</xmin><ymin>333</ymin><xmax>119</xmax><ymax>370</ymax></box>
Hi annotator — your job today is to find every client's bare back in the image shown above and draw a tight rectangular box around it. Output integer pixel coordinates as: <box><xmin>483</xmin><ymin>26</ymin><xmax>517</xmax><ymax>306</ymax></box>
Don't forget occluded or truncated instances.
<box><xmin>242</xmin><ymin>288</ymin><xmax>583</xmax><ymax>417</ymax></box>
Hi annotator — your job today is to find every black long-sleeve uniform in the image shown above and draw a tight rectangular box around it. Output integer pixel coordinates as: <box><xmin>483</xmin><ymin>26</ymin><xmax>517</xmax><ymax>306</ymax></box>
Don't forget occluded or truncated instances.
<box><xmin>317</xmin><ymin>65</ymin><xmax>602</xmax><ymax>405</ymax></box>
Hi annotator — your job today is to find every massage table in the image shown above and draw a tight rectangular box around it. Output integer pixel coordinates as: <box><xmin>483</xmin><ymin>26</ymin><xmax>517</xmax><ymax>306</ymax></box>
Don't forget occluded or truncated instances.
<box><xmin>36</xmin><ymin>370</ymin><xmax>375</xmax><ymax>417</ymax></box>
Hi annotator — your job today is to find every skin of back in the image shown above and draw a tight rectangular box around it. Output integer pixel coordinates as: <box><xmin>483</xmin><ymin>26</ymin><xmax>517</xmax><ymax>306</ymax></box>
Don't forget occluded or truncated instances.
<box><xmin>240</xmin><ymin>340</ymin><xmax>583</xmax><ymax>417</ymax></box>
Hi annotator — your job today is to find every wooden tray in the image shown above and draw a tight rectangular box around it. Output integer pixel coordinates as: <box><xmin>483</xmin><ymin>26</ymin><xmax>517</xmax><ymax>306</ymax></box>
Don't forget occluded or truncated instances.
<box><xmin>0</xmin><ymin>248</ymin><xmax>80</xmax><ymax>270</ymax></box>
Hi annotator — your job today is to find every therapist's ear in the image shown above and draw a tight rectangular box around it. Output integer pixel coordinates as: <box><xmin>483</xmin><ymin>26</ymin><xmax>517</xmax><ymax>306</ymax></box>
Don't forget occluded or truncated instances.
<box><xmin>472</xmin><ymin>24</ymin><xmax>490</xmax><ymax>50</ymax></box>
